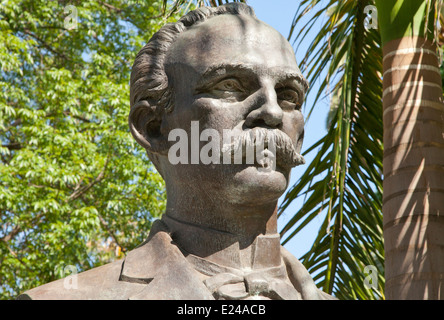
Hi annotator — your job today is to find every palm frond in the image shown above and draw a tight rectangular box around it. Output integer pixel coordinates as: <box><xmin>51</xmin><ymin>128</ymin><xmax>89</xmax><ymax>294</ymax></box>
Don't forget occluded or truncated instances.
<box><xmin>279</xmin><ymin>0</ymin><xmax>384</xmax><ymax>300</ymax></box>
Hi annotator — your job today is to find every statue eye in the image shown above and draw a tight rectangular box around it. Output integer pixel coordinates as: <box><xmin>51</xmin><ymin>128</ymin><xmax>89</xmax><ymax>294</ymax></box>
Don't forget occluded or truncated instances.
<box><xmin>277</xmin><ymin>89</ymin><xmax>298</xmax><ymax>103</ymax></box>
<box><xmin>277</xmin><ymin>88</ymin><xmax>301</xmax><ymax>110</ymax></box>
<box><xmin>213</xmin><ymin>78</ymin><xmax>244</xmax><ymax>93</ymax></box>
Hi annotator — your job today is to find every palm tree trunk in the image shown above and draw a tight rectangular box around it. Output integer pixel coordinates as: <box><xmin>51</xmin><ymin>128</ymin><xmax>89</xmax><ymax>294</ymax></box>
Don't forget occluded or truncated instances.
<box><xmin>376</xmin><ymin>0</ymin><xmax>444</xmax><ymax>299</ymax></box>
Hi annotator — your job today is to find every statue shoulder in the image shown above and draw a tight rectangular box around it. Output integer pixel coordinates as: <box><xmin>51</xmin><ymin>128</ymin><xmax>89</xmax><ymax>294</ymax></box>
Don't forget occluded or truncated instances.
<box><xmin>16</xmin><ymin>220</ymin><xmax>211</xmax><ymax>300</ymax></box>
<box><xmin>280</xmin><ymin>246</ymin><xmax>337</xmax><ymax>300</ymax></box>
<box><xmin>16</xmin><ymin>259</ymin><xmax>145</xmax><ymax>300</ymax></box>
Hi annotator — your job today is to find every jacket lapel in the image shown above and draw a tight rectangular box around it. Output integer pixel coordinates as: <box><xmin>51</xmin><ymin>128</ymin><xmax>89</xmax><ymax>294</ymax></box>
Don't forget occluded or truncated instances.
<box><xmin>120</xmin><ymin>220</ymin><xmax>214</xmax><ymax>300</ymax></box>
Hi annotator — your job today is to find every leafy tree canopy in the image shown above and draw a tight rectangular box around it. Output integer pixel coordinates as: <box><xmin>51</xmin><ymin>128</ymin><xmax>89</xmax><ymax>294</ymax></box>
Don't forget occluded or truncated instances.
<box><xmin>0</xmin><ymin>0</ymin><xmax>183</xmax><ymax>299</ymax></box>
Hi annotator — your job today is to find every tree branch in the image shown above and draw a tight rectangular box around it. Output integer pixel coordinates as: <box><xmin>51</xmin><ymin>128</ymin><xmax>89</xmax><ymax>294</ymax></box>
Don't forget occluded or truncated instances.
<box><xmin>63</xmin><ymin>110</ymin><xmax>91</xmax><ymax>123</ymax></box>
<box><xmin>2</xmin><ymin>142</ymin><xmax>22</xmax><ymax>150</ymax></box>
<box><xmin>0</xmin><ymin>225</ymin><xmax>21</xmax><ymax>243</ymax></box>
<box><xmin>21</xmin><ymin>28</ymin><xmax>70</xmax><ymax>62</ymax></box>
<box><xmin>0</xmin><ymin>213</ymin><xmax>44</xmax><ymax>243</ymax></box>
<box><xmin>67</xmin><ymin>157</ymin><xmax>109</xmax><ymax>202</ymax></box>
<box><xmin>96</xmin><ymin>213</ymin><xmax>126</xmax><ymax>253</ymax></box>
<box><xmin>97</xmin><ymin>0</ymin><xmax>123</xmax><ymax>13</ymax></box>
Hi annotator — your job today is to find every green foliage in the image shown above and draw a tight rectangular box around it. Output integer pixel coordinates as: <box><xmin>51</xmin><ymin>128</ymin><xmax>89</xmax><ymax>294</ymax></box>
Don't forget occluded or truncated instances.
<box><xmin>280</xmin><ymin>0</ymin><xmax>385</xmax><ymax>300</ymax></box>
<box><xmin>375</xmin><ymin>0</ymin><xmax>440</xmax><ymax>45</ymax></box>
<box><xmin>0</xmin><ymin>0</ymin><xmax>183</xmax><ymax>299</ymax></box>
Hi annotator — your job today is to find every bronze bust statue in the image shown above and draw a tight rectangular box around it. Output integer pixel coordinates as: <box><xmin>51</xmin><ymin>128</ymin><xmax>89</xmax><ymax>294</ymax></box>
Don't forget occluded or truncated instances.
<box><xmin>18</xmin><ymin>3</ymin><xmax>334</xmax><ymax>300</ymax></box>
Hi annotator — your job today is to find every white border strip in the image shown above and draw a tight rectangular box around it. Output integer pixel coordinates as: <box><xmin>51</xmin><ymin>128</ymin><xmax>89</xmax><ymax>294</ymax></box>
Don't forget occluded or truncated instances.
<box><xmin>383</xmin><ymin>99</ymin><xmax>444</xmax><ymax>117</ymax></box>
<box><xmin>382</xmin><ymin>80</ymin><xmax>442</xmax><ymax>97</ymax></box>
<box><xmin>383</xmin><ymin>64</ymin><xmax>441</xmax><ymax>77</ymax></box>
<box><xmin>383</xmin><ymin>48</ymin><xmax>437</xmax><ymax>62</ymax></box>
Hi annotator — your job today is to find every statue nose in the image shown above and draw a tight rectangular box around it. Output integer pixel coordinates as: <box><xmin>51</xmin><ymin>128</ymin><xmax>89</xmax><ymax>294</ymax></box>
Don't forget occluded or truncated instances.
<box><xmin>245</xmin><ymin>85</ymin><xmax>283</xmax><ymax>128</ymax></box>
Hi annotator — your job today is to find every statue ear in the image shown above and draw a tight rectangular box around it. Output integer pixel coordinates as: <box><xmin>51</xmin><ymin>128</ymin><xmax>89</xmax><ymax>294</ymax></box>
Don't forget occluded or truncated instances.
<box><xmin>129</xmin><ymin>100</ymin><xmax>167</xmax><ymax>154</ymax></box>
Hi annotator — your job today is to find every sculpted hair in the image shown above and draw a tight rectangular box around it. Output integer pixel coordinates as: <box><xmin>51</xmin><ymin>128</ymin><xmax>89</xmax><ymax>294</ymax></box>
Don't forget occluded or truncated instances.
<box><xmin>129</xmin><ymin>3</ymin><xmax>257</xmax><ymax>112</ymax></box>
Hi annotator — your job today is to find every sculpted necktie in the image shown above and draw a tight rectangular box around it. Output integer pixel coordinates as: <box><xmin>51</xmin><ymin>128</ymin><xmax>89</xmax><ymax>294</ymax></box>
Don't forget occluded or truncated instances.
<box><xmin>186</xmin><ymin>254</ymin><xmax>301</xmax><ymax>300</ymax></box>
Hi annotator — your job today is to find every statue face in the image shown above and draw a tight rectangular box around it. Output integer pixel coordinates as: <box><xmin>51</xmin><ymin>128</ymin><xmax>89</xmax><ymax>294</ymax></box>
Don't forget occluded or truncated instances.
<box><xmin>161</xmin><ymin>14</ymin><xmax>305</xmax><ymax>204</ymax></box>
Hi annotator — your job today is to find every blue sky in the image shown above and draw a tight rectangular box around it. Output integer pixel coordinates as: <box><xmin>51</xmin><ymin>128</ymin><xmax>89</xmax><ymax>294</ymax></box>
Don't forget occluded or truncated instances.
<box><xmin>247</xmin><ymin>0</ymin><xmax>330</xmax><ymax>259</ymax></box>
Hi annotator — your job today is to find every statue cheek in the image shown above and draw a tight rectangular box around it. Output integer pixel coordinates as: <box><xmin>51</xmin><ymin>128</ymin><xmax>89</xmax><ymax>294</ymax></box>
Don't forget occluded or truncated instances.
<box><xmin>281</xmin><ymin>112</ymin><xmax>304</xmax><ymax>143</ymax></box>
<box><xmin>189</xmin><ymin>98</ymin><xmax>247</xmax><ymax>129</ymax></box>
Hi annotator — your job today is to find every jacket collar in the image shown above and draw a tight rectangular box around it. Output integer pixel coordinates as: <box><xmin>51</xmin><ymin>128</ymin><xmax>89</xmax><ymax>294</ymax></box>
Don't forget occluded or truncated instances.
<box><xmin>120</xmin><ymin>219</ymin><xmax>214</xmax><ymax>299</ymax></box>
<box><xmin>119</xmin><ymin>218</ymin><xmax>334</xmax><ymax>300</ymax></box>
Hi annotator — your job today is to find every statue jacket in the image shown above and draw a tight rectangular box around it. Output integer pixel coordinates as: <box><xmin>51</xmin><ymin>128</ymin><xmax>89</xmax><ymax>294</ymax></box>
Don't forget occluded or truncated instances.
<box><xmin>17</xmin><ymin>219</ymin><xmax>335</xmax><ymax>300</ymax></box>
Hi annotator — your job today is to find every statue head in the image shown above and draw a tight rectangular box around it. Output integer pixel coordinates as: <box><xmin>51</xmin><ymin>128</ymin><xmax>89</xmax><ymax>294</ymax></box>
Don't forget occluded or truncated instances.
<box><xmin>129</xmin><ymin>3</ymin><xmax>308</xmax><ymax>207</ymax></box>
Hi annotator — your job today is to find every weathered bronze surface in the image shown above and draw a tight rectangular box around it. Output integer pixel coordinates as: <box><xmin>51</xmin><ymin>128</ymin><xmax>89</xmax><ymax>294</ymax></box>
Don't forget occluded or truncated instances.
<box><xmin>18</xmin><ymin>3</ymin><xmax>334</xmax><ymax>300</ymax></box>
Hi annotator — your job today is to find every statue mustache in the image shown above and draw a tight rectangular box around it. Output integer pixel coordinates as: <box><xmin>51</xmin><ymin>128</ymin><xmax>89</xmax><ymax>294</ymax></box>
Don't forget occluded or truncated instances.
<box><xmin>221</xmin><ymin>127</ymin><xmax>305</xmax><ymax>169</ymax></box>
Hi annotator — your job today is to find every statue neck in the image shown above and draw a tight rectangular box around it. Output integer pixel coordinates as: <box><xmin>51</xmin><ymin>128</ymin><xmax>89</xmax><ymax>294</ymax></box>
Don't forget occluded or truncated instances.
<box><xmin>162</xmin><ymin>198</ymin><xmax>281</xmax><ymax>270</ymax></box>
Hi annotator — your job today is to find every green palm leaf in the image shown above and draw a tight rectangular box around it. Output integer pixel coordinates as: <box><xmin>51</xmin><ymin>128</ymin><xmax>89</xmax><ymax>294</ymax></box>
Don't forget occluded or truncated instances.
<box><xmin>279</xmin><ymin>0</ymin><xmax>384</xmax><ymax>300</ymax></box>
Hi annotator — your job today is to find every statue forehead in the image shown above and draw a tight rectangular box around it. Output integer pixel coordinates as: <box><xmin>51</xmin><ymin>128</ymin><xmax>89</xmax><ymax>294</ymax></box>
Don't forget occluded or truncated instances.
<box><xmin>165</xmin><ymin>14</ymin><xmax>300</xmax><ymax>76</ymax></box>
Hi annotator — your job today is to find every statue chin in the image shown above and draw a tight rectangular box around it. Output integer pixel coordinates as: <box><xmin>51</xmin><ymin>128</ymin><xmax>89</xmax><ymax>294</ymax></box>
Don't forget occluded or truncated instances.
<box><xmin>225</xmin><ymin>164</ymin><xmax>290</xmax><ymax>205</ymax></box>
